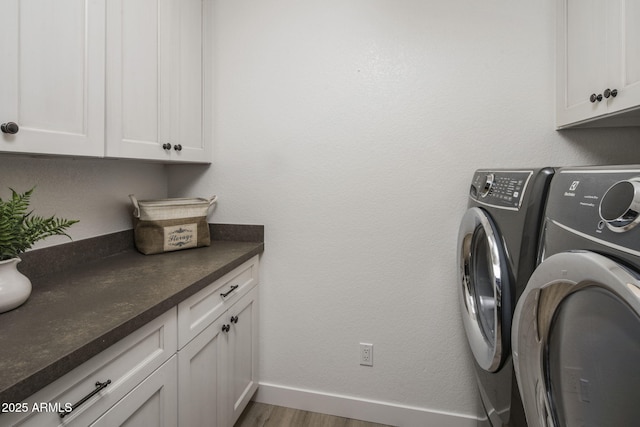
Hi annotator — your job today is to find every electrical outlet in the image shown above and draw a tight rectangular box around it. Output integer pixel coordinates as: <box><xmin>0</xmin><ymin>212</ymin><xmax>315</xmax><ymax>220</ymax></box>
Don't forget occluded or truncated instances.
<box><xmin>360</xmin><ymin>343</ymin><xmax>373</xmax><ymax>366</ymax></box>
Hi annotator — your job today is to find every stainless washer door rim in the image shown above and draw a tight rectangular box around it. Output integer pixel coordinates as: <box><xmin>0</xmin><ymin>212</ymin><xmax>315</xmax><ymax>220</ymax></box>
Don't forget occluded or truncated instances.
<box><xmin>512</xmin><ymin>250</ymin><xmax>640</xmax><ymax>427</ymax></box>
<box><xmin>458</xmin><ymin>207</ymin><xmax>509</xmax><ymax>372</ymax></box>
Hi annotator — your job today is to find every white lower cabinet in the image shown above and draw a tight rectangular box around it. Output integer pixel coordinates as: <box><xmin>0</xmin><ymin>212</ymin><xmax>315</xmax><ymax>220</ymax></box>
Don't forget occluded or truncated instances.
<box><xmin>4</xmin><ymin>256</ymin><xmax>260</xmax><ymax>427</ymax></box>
<box><xmin>178</xmin><ymin>311</ymin><xmax>228</xmax><ymax>426</ymax></box>
<box><xmin>226</xmin><ymin>286</ymin><xmax>259</xmax><ymax>425</ymax></box>
<box><xmin>178</xmin><ymin>258</ymin><xmax>260</xmax><ymax>427</ymax></box>
<box><xmin>3</xmin><ymin>308</ymin><xmax>177</xmax><ymax>427</ymax></box>
<box><xmin>90</xmin><ymin>356</ymin><xmax>178</xmax><ymax>427</ymax></box>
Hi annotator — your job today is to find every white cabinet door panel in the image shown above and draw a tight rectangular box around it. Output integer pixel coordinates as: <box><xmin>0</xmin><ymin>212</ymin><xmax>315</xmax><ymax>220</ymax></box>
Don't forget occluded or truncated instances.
<box><xmin>557</xmin><ymin>0</ymin><xmax>608</xmax><ymax>126</ymax></box>
<box><xmin>557</xmin><ymin>0</ymin><xmax>640</xmax><ymax>127</ymax></box>
<box><xmin>106</xmin><ymin>0</ymin><xmax>212</xmax><ymax>163</ymax></box>
<box><xmin>0</xmin><ymin>0</ymin><xmax>105</xmax><ymax>157</ymax></box>
<box><xmin>106</xmin><ymin>0</ymin><xmax>171</xmax><ymax>160</ymax></box>
<box><xmin>613</xmin><ymin>0</ymin><xmax>640</xmax><ymax>113</ymax></box>
<box><xmin>90</xmin><ymin>357</ymin><xmax>178</xmax><ymax>427</ymax></box>
<box><xmin>227</xmin><ymin>286</ymin><xmax>259</xmax><ymax>426</ymax></box>
<box><xmin>178</xmin><ymin>315</ymin><xmax>227</xmax><ymax>427</ymax></box>
<box><xmin>172</xmin><ymin>0</ymin><xmax>213</xmax><ymax>160</ymax></box>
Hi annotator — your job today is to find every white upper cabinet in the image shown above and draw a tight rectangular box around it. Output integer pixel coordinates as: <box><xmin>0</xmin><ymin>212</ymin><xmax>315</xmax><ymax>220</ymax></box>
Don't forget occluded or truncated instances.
<box><xmin>0</xmin><ymin>0</ymin><xmax>211</xmax><ymax>163</ymax></box>
<box><xmin>105</xmin><ymin>0</ymin><xmax>213</xmax><ymax>162</ymax></box>
<box><xmin>0</xmin><ymin>0</ymin><xmax>105</xmax><ymax>157</ymax></box>
<box><xmin>557</xmin><ymin>0</ymin><xmax>640</xmax><ymax>128</ymax></box>
<box><xmin>612</xmin><ymin>2</ymin><xmax>640</xmax><ymax>116</ymax></box>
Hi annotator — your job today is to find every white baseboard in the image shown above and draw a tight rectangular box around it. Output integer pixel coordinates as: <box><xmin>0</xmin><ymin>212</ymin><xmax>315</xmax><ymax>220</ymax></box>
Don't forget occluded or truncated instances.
<box><xmin>253</xmin><ymin>382</ymin><xmax>479</xmax><ymax>427</ymax></box>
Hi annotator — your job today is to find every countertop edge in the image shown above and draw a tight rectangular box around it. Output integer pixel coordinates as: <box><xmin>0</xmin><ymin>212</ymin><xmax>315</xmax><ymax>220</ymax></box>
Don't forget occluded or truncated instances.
<box><xmin>0</xmin><ymin>226</ymin><xmax>264</xmax><ymax>405</ymax></box>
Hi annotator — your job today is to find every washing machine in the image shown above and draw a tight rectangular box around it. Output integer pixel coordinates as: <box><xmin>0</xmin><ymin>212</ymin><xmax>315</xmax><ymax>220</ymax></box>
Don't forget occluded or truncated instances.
<box><xmin>513</xmin><ymin>165</ymin><xmax>640</xmax><ymax>427</ymax></box>
<box><xmin>458</xmin><ymin>168</ymin><xmax>554</xmax><ymax>426</ymax></box>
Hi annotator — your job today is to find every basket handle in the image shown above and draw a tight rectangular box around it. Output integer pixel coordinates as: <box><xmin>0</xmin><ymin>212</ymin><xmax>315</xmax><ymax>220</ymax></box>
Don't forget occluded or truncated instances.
<box><xmin>129</xmin><ymin>194</ymin><xmax>217</xmax><ymax>218</ymax></box>
<box><xmin>129</xmin><ymin>194</ymin><xmax>140</xmax><ymax>218</ymax></box>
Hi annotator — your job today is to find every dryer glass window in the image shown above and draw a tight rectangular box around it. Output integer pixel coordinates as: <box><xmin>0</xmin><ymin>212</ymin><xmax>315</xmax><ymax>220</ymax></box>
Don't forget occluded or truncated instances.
<box><xmin>546</xmin><ymin>286</ymin><xmax>640</xmax><ymax>427</ymax></box>
<box><xmin>471</xmin><ymin>227</ymin><xmax>496</xmax><ymax>347</ymax></box>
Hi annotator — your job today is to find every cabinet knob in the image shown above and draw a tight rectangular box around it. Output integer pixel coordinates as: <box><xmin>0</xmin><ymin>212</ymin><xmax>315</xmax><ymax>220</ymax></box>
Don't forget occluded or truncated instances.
<box><xmin>222</xmin><ymin>324</ymin><xmax>230</xmax><ymax>333</ymax></box>
<box><xmin>173</xmin><ymin>144</ymin><xmax>182</xmax><ymax>151</ymax></box>
<box><xmin>604</xmin><ymin>88</ymin><xmax>618</xmax><ymax>99</ymax></box>
<box><xmin>1</xmin><ymin>122</ymin><xmax>19</xmax><ymax>134</ymax></box>
<box><xmin>590</xmin><ymin>93</ymin><xmax>603</xmax><ymax>103</ymax></box>
<box><xmin>162</xmin><ymin>143</ymin><xmax>172</xmax><ymax>150</ymax></box>
<box><xmin>230</xmin><ymin>315</ymin><xmax>239</xmax><ymax>324</ymax></box>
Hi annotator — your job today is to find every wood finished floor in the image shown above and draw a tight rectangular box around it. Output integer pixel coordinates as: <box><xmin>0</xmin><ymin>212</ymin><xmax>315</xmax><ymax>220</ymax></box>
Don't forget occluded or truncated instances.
<box><xmin>234</xmin><ymin>402</ymin><xmax>396</xmax><ymax>427</ymax></box>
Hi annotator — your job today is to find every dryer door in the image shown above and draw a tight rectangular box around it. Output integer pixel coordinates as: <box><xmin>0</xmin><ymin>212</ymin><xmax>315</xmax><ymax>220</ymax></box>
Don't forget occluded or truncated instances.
<box><xmin>512</xmin><ymin>251</ymin><xmax>640</xmax><ymax>427</ymax></box>
<box><xmin>458</xmin><ymin>207</ymin><xmax>513</xmax><ymax>373</ymax></box>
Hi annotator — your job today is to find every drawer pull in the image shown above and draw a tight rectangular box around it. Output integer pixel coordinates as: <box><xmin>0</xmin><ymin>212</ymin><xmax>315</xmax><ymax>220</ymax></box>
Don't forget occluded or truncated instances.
<box><xmin>222</xmin><ymin>324</ymin><xmax>231</xmax><ymax>333</ymax></box>
<box><xmin>220</xmin><ymin>285</ymin><xmax>239</xmax><ymax>298</ymax></box>
<box><xmin>230</xmin><ymin>315</ymin><xmax>239</xmax><ymax>324</ymax></box>
<box><xmin>59</xmin><ymin>379</ymin><xmax>112</xmax><ymax>418</ymax></box>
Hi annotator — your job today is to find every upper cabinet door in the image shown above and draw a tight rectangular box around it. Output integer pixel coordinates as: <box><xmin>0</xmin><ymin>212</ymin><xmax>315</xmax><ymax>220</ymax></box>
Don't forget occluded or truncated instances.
<box><xmin>106</xmin><ymin>0</ymin><xmax>212</xmax><ymax>163</ymax></box>
<box><xmin>105</xmin><ymin>0</ymin><xmax>172</xmax><ymax>161</ymax></box>
<box><xmin>171</xmin><ymin>0</ymin><xmax>214</xmax><ymax>163</ymax></box>
<box><xmin>0</xmin><ymin>0</ymin><xmax>105</xmax><ymax>157</ymax></box>
<box><xmin>556</xmin><ymin>0</ymin><xmax>640</xmax><ymax>128</ymax></box>
<box><xmin>556</xmin><ymin>0</ymin><xmax>609</xmax><ymax>127</ymax></box>
<box><xmin>609</xmin><ymin>0</ymin><xmax>640</xmax><ymax>114</ymax></box>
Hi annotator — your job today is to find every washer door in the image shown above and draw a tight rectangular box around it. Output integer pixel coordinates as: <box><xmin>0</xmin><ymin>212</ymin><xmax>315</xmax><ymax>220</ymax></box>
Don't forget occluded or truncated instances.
<box><xmin>512</xmin><ymin>251</ymin><xmax>640</xmax><ymax>427</ymax></box>
<box><xmin>458</xmin><ymin>207</ymin><xmax>513</xmax><ymax>373</ymax></box>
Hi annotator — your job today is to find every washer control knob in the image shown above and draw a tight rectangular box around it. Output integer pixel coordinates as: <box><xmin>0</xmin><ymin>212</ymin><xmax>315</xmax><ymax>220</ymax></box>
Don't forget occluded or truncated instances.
<box><xmin>599</xmin><ymin>179</ymin><xmax>640</xmax><ymax>232</ymax></box>
<box><xmin>479</xmin><ymin>173</ymin><xmax>495</xmax><ymax>198</ymax></box>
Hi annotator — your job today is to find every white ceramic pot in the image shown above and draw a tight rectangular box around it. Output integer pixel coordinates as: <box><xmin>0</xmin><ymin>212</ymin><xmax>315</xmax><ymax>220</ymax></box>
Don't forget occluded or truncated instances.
<box><xmin>0</xmin><ymin>258</ymin><xmax>32</xmax><ymax>313</ymax></box>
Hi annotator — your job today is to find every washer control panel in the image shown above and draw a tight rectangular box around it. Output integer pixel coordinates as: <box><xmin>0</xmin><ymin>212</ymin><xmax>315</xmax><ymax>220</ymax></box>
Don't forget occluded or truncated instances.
<box><xmin>470</xmin><ymin>170</ymin><xmax>531</xmax><ymax>209</ymax></box>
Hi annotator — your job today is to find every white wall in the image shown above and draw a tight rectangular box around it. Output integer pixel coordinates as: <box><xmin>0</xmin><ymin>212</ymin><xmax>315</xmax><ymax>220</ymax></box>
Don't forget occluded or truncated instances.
<box><xmin>0</xmin><ymin>156</ymin><xmax>168</xmax><ymax>248</ymax></box>
<box><xmin>0</xmin><ymin>0</ymin><xmax>639</xmax><ymax>425</ymax></box>
<box><xmin>169</xmin><ymin>0</ymin><xmax>640</xmax><ymax>424</ymax></box>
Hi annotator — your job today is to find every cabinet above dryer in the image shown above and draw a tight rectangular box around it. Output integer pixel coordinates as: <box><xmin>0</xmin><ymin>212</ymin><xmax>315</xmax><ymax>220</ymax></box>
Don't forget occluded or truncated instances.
<box><xmin>556</xmin><ymin>0</ymin><xmax>640</xmax><ymax>128</ymax></box>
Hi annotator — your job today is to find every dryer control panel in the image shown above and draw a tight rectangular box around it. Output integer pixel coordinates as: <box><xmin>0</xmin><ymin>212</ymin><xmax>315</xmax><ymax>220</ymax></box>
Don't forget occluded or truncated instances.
<box><xmin>544</xmin><ymin>166</ymin><xmax>640</xmax><ymax>253</ymax></box>
<box><xmin>470</xmin><ymin>170</ymin><xmax>532</xmax><ymax>210</ymax></box>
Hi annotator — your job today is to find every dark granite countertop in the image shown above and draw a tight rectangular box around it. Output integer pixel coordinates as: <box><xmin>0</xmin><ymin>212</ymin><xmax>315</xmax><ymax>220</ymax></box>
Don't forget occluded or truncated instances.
<box><xmin>0</xmin><ymin>224</ymin><xmax>264</xmax><ymax>405</ymax></box>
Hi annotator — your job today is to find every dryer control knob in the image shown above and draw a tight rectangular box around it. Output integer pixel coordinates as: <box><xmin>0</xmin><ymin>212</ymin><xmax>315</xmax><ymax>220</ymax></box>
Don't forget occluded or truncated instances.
<box><xmin>479</xmin><ymin>173</ymin><xmax>495</xmax><ymax>198</ymax></box>
<box><xmin>599</xmin><ymin>179</ymin><xmax>640</xmax><ymax>232</ymax></box>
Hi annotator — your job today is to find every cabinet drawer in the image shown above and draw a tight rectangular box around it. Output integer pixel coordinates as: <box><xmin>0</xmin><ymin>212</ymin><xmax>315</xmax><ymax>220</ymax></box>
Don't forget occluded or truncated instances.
<box><xmin>3</xmin><ymin>308</ymin><xmax>177</xmax><ymax>427</ymax></box>
<box><xmin>178</xmin><ymin>255</ymin><xmax>259</xmax><ymax>349</ymax></box>
<box><xmin>90</xmin><ymin>356</ymin><xmax>177</xmax><ymax>427</ymax></box>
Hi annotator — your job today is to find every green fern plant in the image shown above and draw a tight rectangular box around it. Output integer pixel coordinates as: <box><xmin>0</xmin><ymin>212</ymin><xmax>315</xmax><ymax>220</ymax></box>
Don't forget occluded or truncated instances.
<box><xmin>0</xmin><ymin>188</ymin><xmax>79</xmax><ymax>261</ymax></box>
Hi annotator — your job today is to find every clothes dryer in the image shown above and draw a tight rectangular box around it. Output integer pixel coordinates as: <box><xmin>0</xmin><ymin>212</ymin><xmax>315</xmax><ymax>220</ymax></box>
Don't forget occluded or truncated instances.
<box><xmin>513</xmin><ymin>166</ymin><xmax>640</xmax><ymax>427</ymax></box>
<box><xmin>458</xmin><ymin>168</ymin><xmax>554</xmax><ymax>426</ymax></box>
